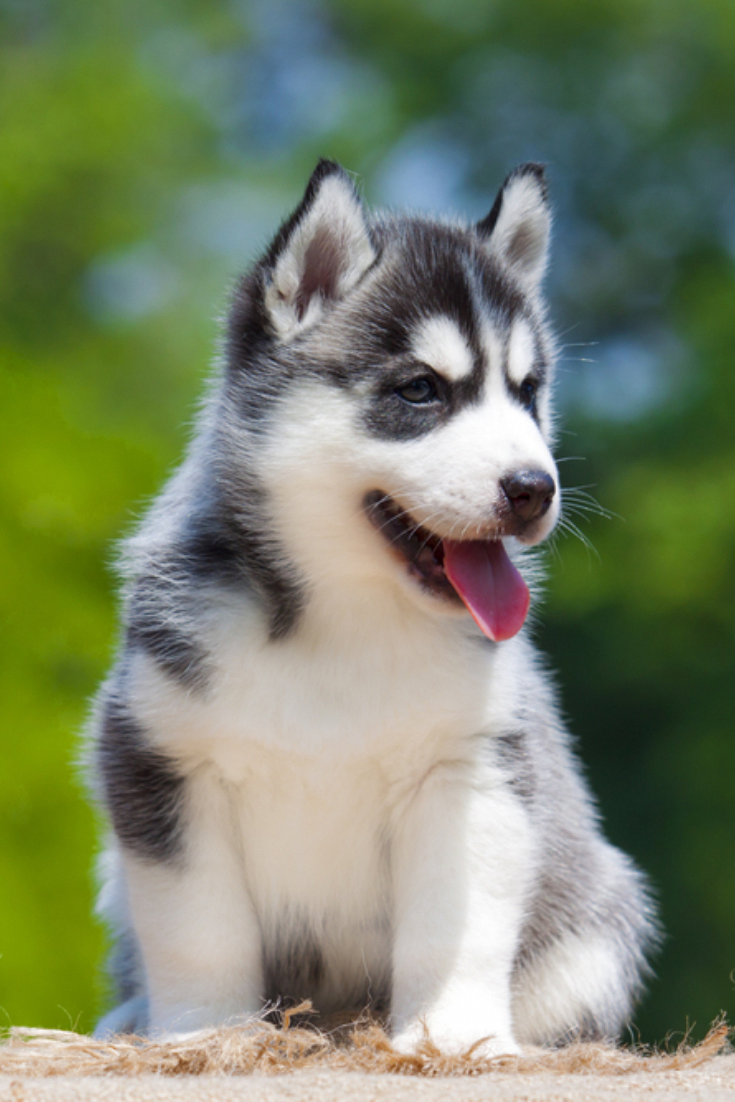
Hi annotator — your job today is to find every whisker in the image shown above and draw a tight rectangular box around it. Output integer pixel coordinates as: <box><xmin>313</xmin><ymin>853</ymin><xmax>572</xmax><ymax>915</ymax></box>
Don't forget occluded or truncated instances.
<box><xmin>544</xmin><ymin>531</ymin><xmax>566</xmax><ymax>563</ymax></box>
<box><xmin>556</xmin><ymin>517</ymin><xmax>601</xmax><ymax>560</ymax></box>
<box><xmin>374</xmin><ymin>509</ymin><xmax>414</xmax><ymax>543</ymax></box>
<box><xmin>561</xmin><ymin>486</ymin><xmax>616</xmax><ymax>522</ymax></box>
<box><xmin>410</xmin><ymin>510</ymin><xmax>445</xmax><ymax>552</ymax></box>
<box><xmin>554</xmin><ymin>321</ymin><xmax>583</xmax><ymax>343</ymax></box>
<box><xmin>458</xmin><ymin>518</ymin><xmax>475</xmax><ymax>542</ymax></box>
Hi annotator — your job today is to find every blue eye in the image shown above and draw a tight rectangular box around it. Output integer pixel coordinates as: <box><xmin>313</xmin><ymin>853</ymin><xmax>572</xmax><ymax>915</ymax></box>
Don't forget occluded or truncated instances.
<box><xmin>396</xmin><ymin>377</ymin><xmax>438</xmax><ymax>404</ymax></box>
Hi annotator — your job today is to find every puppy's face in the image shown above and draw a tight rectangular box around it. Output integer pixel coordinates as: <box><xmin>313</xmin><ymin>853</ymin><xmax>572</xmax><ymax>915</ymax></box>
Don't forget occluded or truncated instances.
<box><xmin>228</xmin><ymin>161</ymin><xmax>558</xmax><ymax>638</ymax></box>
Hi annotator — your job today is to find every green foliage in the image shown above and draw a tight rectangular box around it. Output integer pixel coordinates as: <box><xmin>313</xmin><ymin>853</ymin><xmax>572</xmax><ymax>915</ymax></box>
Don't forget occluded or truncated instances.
<box><xmin>1</xmin><ymin>0</ymin><xmax>733</xmax><ymax>1041</ymax></box>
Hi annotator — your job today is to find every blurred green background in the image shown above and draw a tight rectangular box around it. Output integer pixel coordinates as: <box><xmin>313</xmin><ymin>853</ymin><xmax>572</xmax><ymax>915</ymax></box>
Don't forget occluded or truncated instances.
<box><xmin>1</xmin><ymin>0</ymin><xmax>734</xmax><ymax>1042</ymax></box>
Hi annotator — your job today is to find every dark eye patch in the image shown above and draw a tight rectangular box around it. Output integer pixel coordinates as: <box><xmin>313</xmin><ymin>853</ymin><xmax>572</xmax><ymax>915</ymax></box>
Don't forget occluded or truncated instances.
<box><xmin>363</xmin><ymin>361</ymin><xmax>450</xmax><ymax>441</ymax></box>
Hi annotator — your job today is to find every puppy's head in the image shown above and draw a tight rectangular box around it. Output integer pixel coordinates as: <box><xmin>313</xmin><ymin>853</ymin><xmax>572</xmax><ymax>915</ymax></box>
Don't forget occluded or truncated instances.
<box><xmin>224</xmin><ymin>161</ymin><xmax>559</xmax><ymax>641</ymax></box>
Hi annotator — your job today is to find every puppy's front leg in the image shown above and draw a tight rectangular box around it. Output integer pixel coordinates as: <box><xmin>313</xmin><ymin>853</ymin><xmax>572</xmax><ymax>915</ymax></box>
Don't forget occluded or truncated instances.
<box><xmin>390</xmin><ymin>762</ymin><xmax>534</xmax><ymax>1056</ymax></box>
<box><xmin>123</xmin><ymin>767</ymin><xmax>264</xmax><ymax>1037</ymax></box>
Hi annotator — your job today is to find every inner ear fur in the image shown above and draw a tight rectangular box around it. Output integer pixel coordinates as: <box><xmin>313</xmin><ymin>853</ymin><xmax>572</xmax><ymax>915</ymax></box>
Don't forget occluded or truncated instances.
<box><xmin>263</xmin><ymin>160</ymin><xmax>377</xmax><ymax>340</ymax></box>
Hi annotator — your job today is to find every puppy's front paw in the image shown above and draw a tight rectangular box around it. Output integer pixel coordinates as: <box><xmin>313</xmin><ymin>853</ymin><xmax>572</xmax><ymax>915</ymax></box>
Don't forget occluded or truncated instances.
<box><xmin>154</xmin><ymin>1027</ymin><xmax>218</xmax><ymax>1044</ymax></box>
<box><xmin>392</xmin><ymin>1020</ymin><xmax>520</xmax><ymax>1058</ymax></box>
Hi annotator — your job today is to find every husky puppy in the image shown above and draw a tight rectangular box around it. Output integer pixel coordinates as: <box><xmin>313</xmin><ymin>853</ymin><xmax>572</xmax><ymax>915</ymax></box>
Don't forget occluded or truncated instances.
<box><xmin>90</xmin><ymin>160</ymin><xmax>656</xmax><ymax>1052</ymax></box>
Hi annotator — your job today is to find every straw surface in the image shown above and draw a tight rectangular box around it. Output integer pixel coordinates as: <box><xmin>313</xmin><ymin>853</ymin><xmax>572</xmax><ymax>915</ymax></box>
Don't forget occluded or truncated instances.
<box><xmin>0</xmin><ymin>1009</ymin><xmax>730</xmax><ymax>1082</ymax></box>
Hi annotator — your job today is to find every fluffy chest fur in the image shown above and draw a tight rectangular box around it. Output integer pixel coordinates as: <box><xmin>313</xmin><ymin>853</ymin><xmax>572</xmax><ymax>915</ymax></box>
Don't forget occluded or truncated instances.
<box><xmin>133</xmin><ymin>577</ymin><xmax>504</xmax><ymax>758</ymax></box>
<box><xmin>128</xmin><ymin>575</ymin><xmax>520</xmax><ymax>884</ymax></box>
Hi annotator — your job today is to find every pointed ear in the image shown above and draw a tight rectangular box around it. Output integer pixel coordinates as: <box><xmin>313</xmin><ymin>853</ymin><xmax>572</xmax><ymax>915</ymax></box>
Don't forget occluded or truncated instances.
<box><xmin>476</xmin><ymin>163</ymin><xmax>551</xmax><ymax>292</ymax></box>
<box><xmin>262</xmin><ymin>160</ymin><xmax>376</xmax><ymax>340</ymax></box>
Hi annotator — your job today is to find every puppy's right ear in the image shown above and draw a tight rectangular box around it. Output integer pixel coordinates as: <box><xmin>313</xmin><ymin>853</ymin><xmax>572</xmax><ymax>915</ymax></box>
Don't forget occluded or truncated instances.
<box><xmin>261</xmin><ymin>160</ymin><xmax>376</xmax><ymax>341</ymax></box>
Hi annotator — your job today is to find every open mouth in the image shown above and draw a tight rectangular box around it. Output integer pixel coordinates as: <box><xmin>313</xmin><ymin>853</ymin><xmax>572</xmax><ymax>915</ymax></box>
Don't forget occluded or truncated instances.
<box><xmin>363</xmin><ymin>490</ymin><xmax>531</xmax><ymax>642</ymax></box>
<box><xmin>363</xmin><ymin>490</ymin><xmax>455</xmax><ymax>599</ymax></box>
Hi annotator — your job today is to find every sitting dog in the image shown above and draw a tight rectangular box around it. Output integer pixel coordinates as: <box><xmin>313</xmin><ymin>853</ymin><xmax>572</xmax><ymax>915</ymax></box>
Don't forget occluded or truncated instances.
<box><xmin>90</xmin><ymin>160</ymin><xmax>656</xmax><ymax>1052</ymax></box>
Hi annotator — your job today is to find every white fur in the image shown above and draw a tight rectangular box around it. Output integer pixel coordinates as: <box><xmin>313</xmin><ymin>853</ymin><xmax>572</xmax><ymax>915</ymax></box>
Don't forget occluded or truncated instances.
<box><xmin>107</xmin><ymin>611</ymin><xmax>539</xmax><ymax>1043</ymax></box>
<box><xmin>506</xmin><ymin>320</ymin><xmax>536</xmax><ymax>387</ymax></box>
<box><xmin>513</xmin><ymin>934</ymin><xmax>629</xmax><ymax>1045</ymax></box>
<box><xmin>390</xmin><ymin>768</ymin><xmax>534</xmax><ymax>1055</ymax></box>
<box><xmin>123</xmin><ymin>771</ymin><xmax>263</xmax><ymax>1034</ymax></box>
<box><xmin>410</xmin><ymin>315</ymin><xmax>475</xmax><ymax>382</ymax></box>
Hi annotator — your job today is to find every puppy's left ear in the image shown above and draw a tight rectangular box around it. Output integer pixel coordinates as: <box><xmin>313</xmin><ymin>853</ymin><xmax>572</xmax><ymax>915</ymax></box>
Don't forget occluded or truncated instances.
<box><xmin>263</xmin><ymin>160</ymin><xmax>376</xmax><ymax>340</ymax></box>
<box><xmin>476</xmin><ymin>164</ymin><xmax>551</xmax><ymax>292</ymax></box>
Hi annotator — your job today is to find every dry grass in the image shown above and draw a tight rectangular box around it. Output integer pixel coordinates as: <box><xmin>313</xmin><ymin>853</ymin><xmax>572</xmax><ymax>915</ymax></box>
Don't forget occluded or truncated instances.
<box><xmin>0</xmin><ymin>1006</ymin><xmax>730</xmax><ymax>1079</ymax></box>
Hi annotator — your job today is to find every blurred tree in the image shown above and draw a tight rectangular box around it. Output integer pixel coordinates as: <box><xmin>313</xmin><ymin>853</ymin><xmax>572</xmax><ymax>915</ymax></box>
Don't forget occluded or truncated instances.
<box><xmin>0</xmin><ymin>0</ymin><xmax>733</xmax><ymax>1040</ymax></box>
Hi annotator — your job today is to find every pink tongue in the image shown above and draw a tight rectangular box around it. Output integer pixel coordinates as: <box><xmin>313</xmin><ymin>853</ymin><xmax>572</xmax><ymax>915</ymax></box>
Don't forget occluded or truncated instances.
<box><xmin>443</xmin><ymin>539</ymin><xmax>530</xmax><ymax>642</ymax></box>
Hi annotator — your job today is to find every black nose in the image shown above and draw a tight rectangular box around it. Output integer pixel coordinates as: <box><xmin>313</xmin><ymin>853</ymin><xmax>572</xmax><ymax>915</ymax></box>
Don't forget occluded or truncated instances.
<box><xmin>501</xmin><ymin>470</ymin><xmax>556</xmax><ymax>521</ymax></box>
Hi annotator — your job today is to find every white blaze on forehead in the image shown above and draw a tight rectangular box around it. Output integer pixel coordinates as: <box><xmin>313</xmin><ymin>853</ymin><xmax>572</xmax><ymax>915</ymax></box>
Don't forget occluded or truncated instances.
<box><xmin>409</xmin><ymin>316</ymin><xmax>474</xmax><ymax>382</ymax></box>
<box><xmin>477</xmin><ymin>322</ymin><xmax>504</xmax><ymax>388</ymax></box>
<box><xmin>506</xmin><ymin>320</ymin><xmax>536</xmax><ymax>386</ymax></box>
